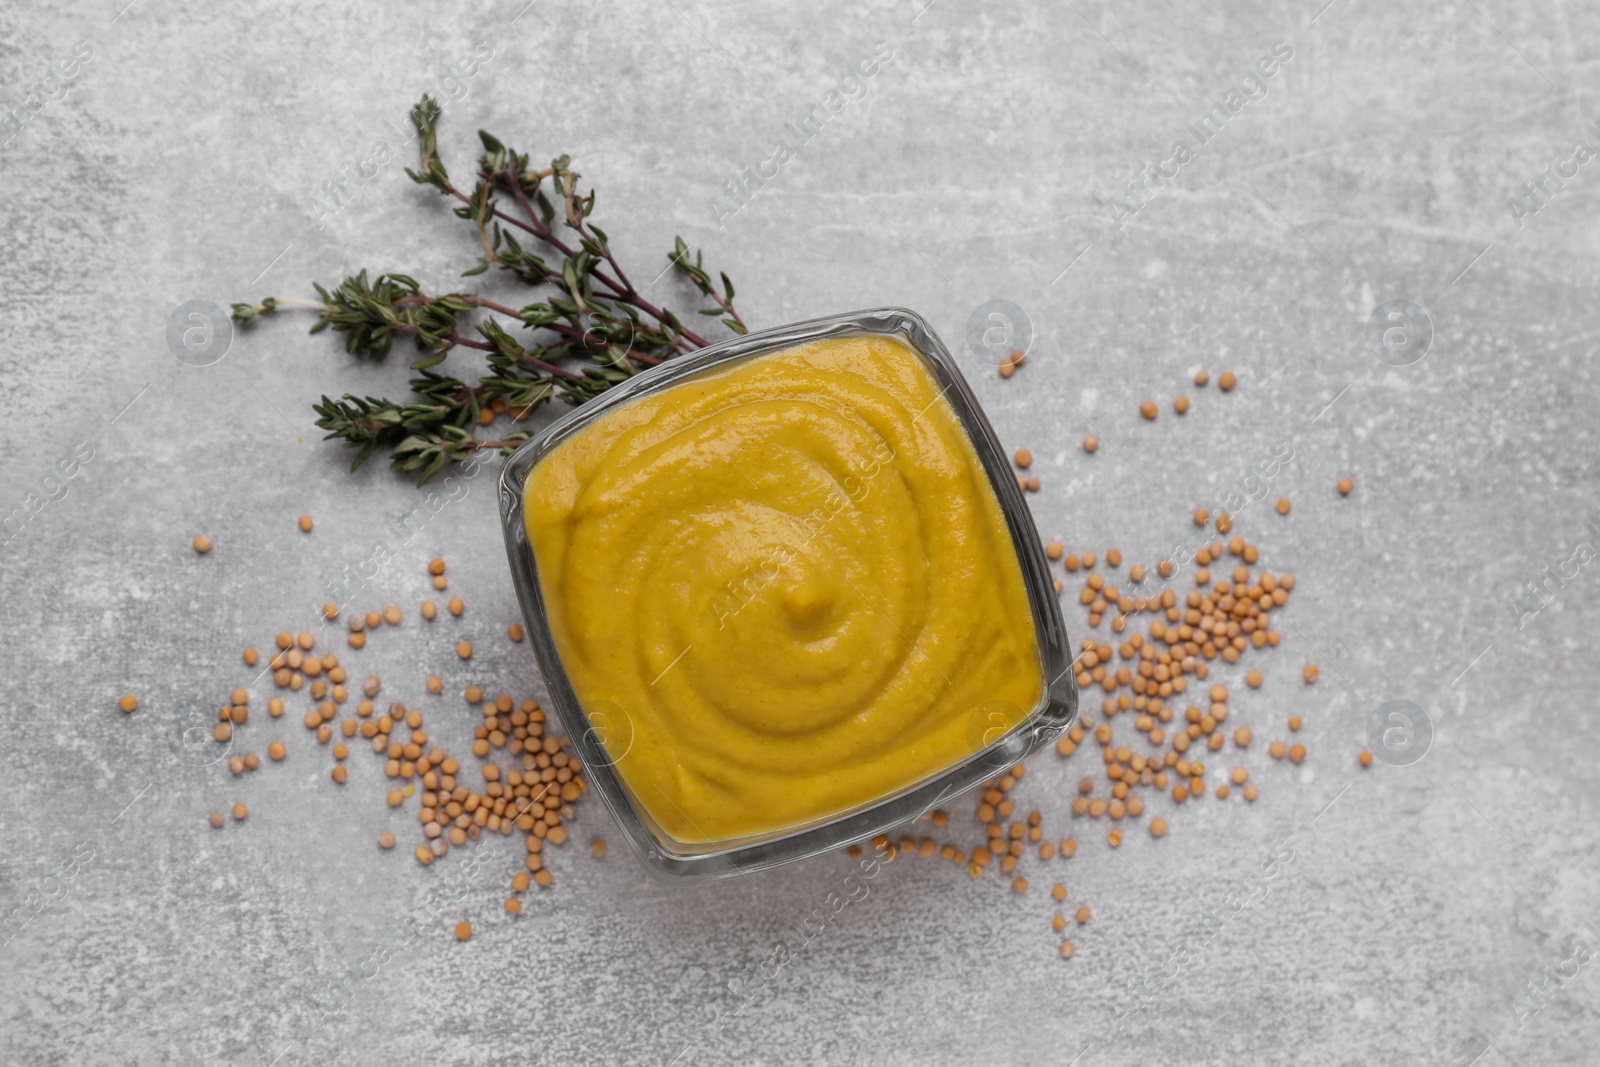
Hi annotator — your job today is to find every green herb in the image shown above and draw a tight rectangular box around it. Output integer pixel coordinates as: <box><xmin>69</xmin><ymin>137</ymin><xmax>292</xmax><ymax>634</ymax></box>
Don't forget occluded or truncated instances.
<box><xmin>233</xmin><ymin>95</ymin><xmax>748</xmax><ymax>485</ymax></box>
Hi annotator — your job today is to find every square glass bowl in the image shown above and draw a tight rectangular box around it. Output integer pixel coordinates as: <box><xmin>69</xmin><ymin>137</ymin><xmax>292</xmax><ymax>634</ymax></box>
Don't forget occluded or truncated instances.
<box><xmin>497</xmin><ymin>307</ymin><xmax>1077</xmax><ymax>882</ymax></box>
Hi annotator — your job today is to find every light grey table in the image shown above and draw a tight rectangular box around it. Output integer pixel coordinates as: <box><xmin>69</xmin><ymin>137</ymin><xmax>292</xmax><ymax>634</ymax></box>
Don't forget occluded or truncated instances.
<box><xmin>3</xmin><ymin>1</ymin><xmax>1597</xmax><ymax>1064</ymax></box>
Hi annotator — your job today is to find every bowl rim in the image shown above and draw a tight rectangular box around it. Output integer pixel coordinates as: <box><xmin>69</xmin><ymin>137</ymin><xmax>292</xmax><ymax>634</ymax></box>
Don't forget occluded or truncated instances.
<box><xmin>496</xmin><ymin>306</ymin><xmax>1078</xmax><ymax>883</ymax></box>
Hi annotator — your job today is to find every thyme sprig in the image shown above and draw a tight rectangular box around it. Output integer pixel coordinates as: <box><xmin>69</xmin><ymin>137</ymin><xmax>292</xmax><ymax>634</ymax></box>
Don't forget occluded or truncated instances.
<box><xmin>233</xmin><ymin>94</ymin><xmax>747</xmax><ymax>485</ymax></box>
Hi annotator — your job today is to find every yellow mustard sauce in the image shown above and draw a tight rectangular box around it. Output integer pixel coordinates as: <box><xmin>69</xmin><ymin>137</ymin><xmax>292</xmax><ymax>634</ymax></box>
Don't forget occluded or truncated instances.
<box><xmin>524</xmin><ymin>334</ymin><xmax>1042</xmax><ymax>842</ymax></box>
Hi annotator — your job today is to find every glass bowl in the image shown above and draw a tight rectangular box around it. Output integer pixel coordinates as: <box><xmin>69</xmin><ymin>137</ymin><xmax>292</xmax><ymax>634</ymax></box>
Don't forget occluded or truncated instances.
<box><xmin>497</xmin><ymin>307</ymin><xmax>1078</xmax><ymax>883</ymax></box>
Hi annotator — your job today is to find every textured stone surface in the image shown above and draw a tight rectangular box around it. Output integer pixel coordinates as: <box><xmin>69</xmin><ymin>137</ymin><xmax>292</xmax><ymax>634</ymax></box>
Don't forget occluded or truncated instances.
<box><xmin>2</xmin><ymin>1</ymin><xmax>1598</xmax><ymax>1064</ymax></box>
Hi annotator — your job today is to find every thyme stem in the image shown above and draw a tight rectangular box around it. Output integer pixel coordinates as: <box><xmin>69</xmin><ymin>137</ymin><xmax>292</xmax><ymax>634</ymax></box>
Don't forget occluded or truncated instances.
<box><xmin>232</xmin><ymin>93</ymin><xmax>746</xmax><ymax>485</ymax></box>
